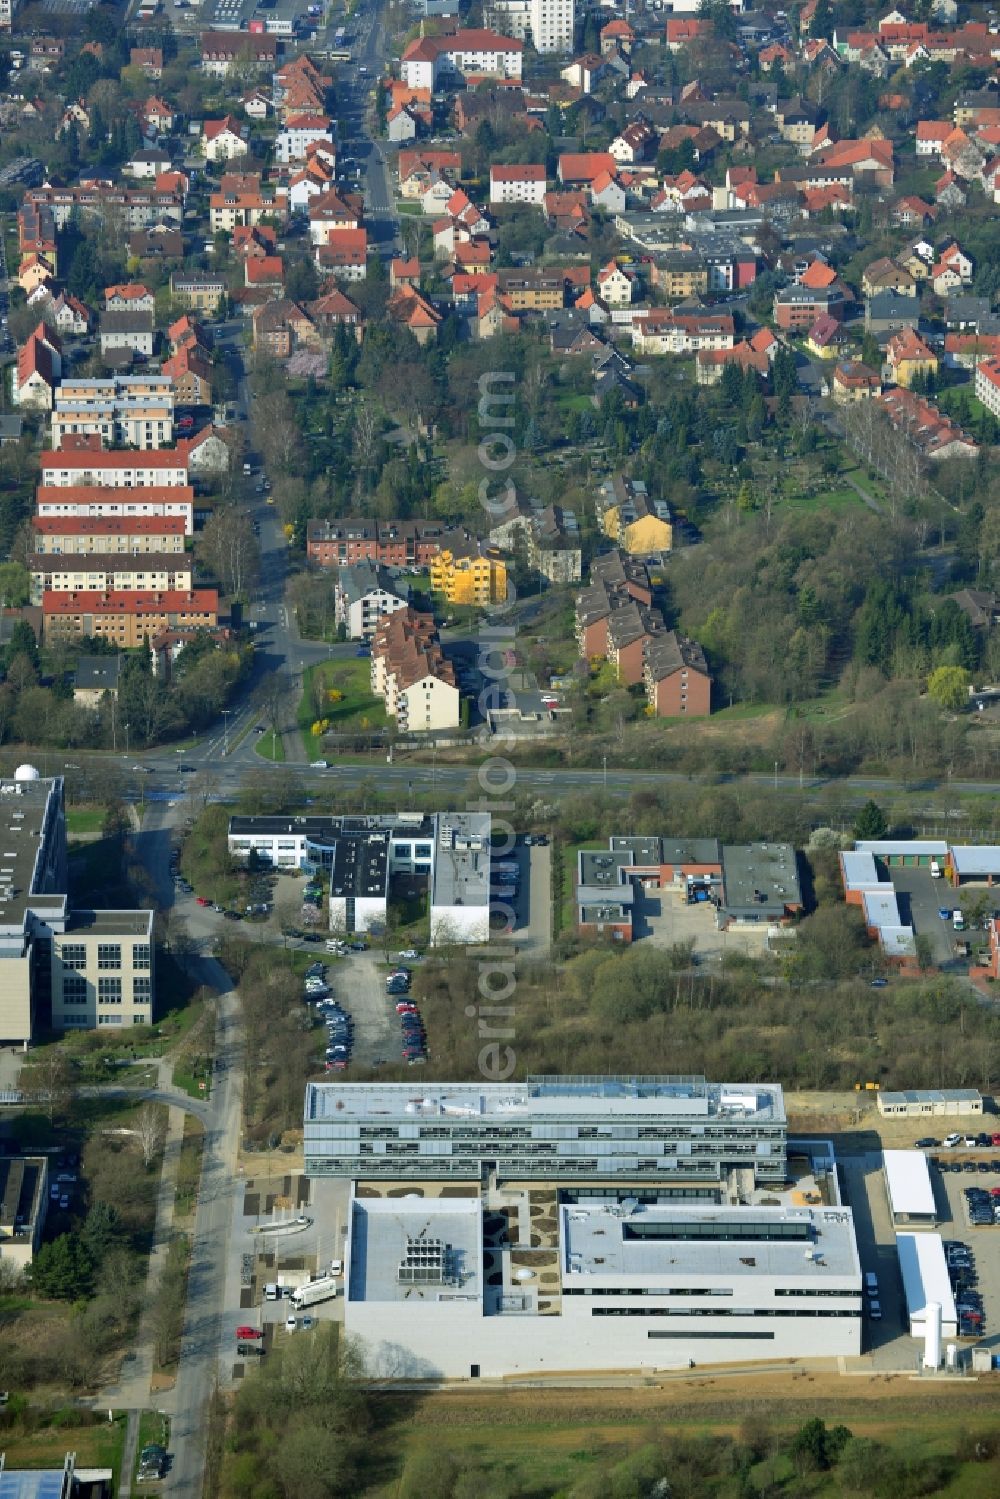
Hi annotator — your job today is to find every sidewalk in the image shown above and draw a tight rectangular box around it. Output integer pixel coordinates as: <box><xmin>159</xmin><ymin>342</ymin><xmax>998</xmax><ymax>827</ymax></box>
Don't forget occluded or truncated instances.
<box><xmin>103</xmin><ymin>1071</ymin><xmax>186</xmax><ymax>1410</ymax></box>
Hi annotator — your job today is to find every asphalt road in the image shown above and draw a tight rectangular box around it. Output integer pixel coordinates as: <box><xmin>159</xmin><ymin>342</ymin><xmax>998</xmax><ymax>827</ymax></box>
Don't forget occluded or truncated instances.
<box><xmin>124</xmin><ymin>785</ymin><xmax>248</xmax><ymax>1499</ymax></box>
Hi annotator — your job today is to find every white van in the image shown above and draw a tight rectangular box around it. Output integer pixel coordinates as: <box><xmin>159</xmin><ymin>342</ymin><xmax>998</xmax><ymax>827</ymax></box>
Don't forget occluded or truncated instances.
<box><xmin>264</xmin><ymin>1282</ymin><xmax>281</xmax><ymax>1301</ymax></box>
<box><xmin>930</xmin><ymin>859</ymin><xmax>941</xmax><ymax>879</ymax></box>
<box><xmin>953</xmin><ymin>910</ymin><xmax>965</xmax><ymax>931</ymax></box>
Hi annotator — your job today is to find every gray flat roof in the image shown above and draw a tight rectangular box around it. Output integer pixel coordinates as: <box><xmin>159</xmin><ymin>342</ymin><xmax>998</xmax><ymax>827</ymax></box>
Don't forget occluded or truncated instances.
<box><xmin>950</xmin><ymin>846</ymin><xmax>1000</xmax><ymax>875</ymax></box>
<box><xmin>63</xmin><ymin>909</ymin><xmax>153</xmax><ymax>936</ymax></box>
<box><xmin>562</xmin><ymin>1201</ymin><xmax>859</xmax><ymax>1281</ymax></box>
<box><xmin>0</xmin><ymin>774</ymin><xmax>60</xmax><ymax>932</ymax></box>
<box><xmin>307</xmin><ymin>1076</ymin><xmax>785</xmax><ymax>1124</ymax></box>
<box><xmin>431</xmin><ymin>813</ymin><xmax>490</xmax><ymax>910</ymax></box>
<box><xmin>721</xmin><ymin>843</ymin><xmax>801</xmax><ymax>913</ymax></box>
<box><xmin>349</xmin><ymin>1197</ymin><xmax>481</xmax><ymax>1303</ymax></box>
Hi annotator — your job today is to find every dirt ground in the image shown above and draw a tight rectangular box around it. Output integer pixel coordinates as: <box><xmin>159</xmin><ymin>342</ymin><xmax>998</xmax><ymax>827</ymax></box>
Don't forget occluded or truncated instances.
<box><xmin>785</xmin><ymin>1091</ymin><xmax>996</xmax><ymax>1149</ymax></box>
<box><xmin>385</xmin><ymin>1369</ymin><xmax>1000</xmax><ymax>1435</ymax></box>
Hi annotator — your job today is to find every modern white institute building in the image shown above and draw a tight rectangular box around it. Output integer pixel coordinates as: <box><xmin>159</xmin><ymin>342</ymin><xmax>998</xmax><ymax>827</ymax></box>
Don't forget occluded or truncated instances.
<box><xmin>304</xmin><ymin>1075</ymin><xmax>789</xmax><ymax>1185</ymax></box>
<box><xmin>227</xmin><ymin>812</ymin><xmax>491</xmax><ymax>946</ymax></box>
<box><xmin>344</xmin><ymin>1191</ymin><xmax>862</xmax><ymax>1379</ymax></box>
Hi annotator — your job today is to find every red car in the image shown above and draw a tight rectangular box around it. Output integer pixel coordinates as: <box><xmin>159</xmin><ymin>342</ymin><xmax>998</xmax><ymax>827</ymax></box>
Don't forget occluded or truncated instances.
<box><xmin>196</xmin><ymin>896</ymin><xmax>212</xmax><ymax>906</ymax></box>
<box><xmin>992</xmin><ymin>1133</ymin><xmax>1000</xmax><ymax>1147</ymax></box>
<box><xmin>235</xmin><ymin>1325</ymin><xmax>262</xmax><ymax>1340</ymax></box>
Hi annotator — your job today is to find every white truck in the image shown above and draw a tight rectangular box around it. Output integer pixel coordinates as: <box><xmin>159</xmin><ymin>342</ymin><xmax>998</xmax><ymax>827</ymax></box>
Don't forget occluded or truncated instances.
<box><xmin>289</xmin><ymin>1274</ymin><xmax>339</xmax><ymax>1310</ymax></box>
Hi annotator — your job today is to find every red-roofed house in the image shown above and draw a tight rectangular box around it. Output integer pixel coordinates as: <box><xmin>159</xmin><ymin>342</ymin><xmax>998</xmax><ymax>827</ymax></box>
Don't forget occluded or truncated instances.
<box><xmin>316</xmin><ymin>228</ymin><xmax>368</xmax><ymax>281</ymax></box>
<box><xmin>401</xmin><ymin>30</ymin><xmax>524</xmax><ymax>92</ymax></box>
<box><xmin>13</xmin><ymin>323</ymin><xmax>62</xmax><ymax>410</ymax></box>
<box><xmin>806</xmin><ymin>312</ymin><xmax>846</xmax><ymax>359</ymax></box>
<box><xmin>557</xmin><ymin>151</ymin><xmax>617</xmax><ymax>186</ymax></box>
<box><xmin>666</xmin><ymin>18</ymin><xmax>709</xmax><ymax>50</ymax></box>
<box><xmin>886</xmin><ymin>327</ymin><xmax>938</xmax><ymax>387</ymax></box>
<box><xmin>201</xmin><ymin>116</ymin><xmax>248</xmax><ymax>162</ymax></box>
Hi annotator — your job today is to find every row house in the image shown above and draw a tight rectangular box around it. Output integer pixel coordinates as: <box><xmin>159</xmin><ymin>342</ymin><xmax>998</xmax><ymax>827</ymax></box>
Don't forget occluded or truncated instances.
<box><xmin>598</xmin><ymin>474</ymin><xmax>672</xmax><ymax>556</ymax></box>
<box><xmin>606</xmin><ymin>601</ymin><xmax>666</xmax><ymax>684</ymax></box>
<box><xmin>25</xmin><ymin>184</ymin><xmax>182</xmax><ymax>232</ymax></box>
<box><xmin>370</xmin><ymin>609</ymin><xmax>460</xmax><ymax>733</ymax></box>
<box><xmin>43</xmin><ymin>589</ymin><xmax>219</xmax><ymax>648</ymax></box>
<box><xmin>879</xmin><ymin>387</ymin><xmax>978</xmax><ymax>462</ymax></box>
<box><xmin>696</xmin><ymin>333</ymin><xmax>774</xmax><ymax>386</ymax></box>
<box><xmin>306</xmin><ymin>518</ymin><xmax>458</xmax><ymax>569</ymax></box>
<box><xmin>29</xmin><ymin>552</ymin><xmax>193</xmax><ymax>605</ymax></box>
<box><xmin>33</xmin><ymin>513</ymin><xmax>188</xmax><ymax>555</ymax></box>
<box><xmin>643</xmin><ymin>632</ymin><xmax>712</xmax><ymax>718</ymax></box>
<box><xmin>945</xmin><ymin>333</ymin><xmax>1000</xmax><ymax>370</ymax></box>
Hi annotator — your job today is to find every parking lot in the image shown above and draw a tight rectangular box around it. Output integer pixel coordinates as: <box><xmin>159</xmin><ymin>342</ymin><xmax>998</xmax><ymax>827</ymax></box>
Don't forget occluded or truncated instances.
<box><xmin>639</xmin><ymin>886</ymin><xmax>772</xmax><ymax>962</ymax></box>
<box><xmin>837</xmin><ymin>1140</ymin><xmax>1000</xmax><ymax>1367</ymax></box>
<box><xmin>885</xmin><ymin>866</ymin><xmax>962</xmax><ymax>971</ymax></box>
<box><xmin>503</xmin><ymin>842</ymin><xmax>551</xmax><ymax>958</ymax></box>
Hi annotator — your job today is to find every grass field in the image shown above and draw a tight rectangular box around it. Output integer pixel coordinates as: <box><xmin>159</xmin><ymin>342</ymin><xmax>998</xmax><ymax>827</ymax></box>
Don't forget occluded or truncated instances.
<box><xmin>66</xmin><ymin>806</ymin><xmax>107</xmax><ymax>836</ymax></box>
<box><xmin>298</xmin><ymin>658</ymin><xmax>386</xmax><ymax>739</ymax></box>
<box><xmin>0</xmin><ymin>1412</ymin><xmax>128</xmax><ymax>1480</ymax></box>
<box><xmin>359</xmin><ymin>1383</ymin><xmax>1000</xmax><ymax>1498</ymax></box>
<box><xmin>254</xmin><ymin>730</ymin><xmax>286</xmax><ymax>763</ymax></box>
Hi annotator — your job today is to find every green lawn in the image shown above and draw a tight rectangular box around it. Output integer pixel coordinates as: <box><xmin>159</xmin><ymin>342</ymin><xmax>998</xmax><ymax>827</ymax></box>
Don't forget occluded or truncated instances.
<box><xmin>0</xmin><ymin>1412</ymin><xmax>128</xmax><ymax>1480</ymax></box>
<box><xmin>298</xmin><ymin>659</ymin><xmax>387</xmax><ymax>739</ymax></box>
<box><xmin>783</xmin><ymin>485</ymin><xmax>866</xmax><ymax>514</ymax></box>
<box><xmin>255</xmin><ymin>731</ymin><xmax>286</xmax><ymax>763</ymax></box>
<box><xmin>935</xmin><ymin>383</ymin><xmax>992</xmax><ymax>427</ymax></box>
<box><xmin>66</xmin><ymin>806</ymin><xmax>107</xmax><ymax>836</ymax></box>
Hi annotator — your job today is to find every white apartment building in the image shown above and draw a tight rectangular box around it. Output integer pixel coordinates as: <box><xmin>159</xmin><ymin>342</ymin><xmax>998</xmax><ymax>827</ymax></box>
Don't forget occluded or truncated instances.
<box><xmin>35</xmin><ymin>490</ymin><xmax>194</xmax><ymax>534</ymax></box>
<box><xmin>492</xmin><ymin>0</ymin><xmax>575</xmax><ymax>54</ymax></box>
<box><xmin>393</xmin><ymin>671</ymin><xmax>461</xmax><ymax>734</ymax></box>
<box><xmin>0</xmin><ymin>768</ymin><xmax>155</xmax><ymax>1043</ymax></box>
<box><xmin>29</xmin><ymin>554</ymin><xmax>193</xmax><ymax>605</ymax></box>
<box><xmin>274</xmin><ymin>116</ymin><xmax>334</xmax><ymax>164</ymax></box>
<box><xmin>333</xmin><ymin>562</ymin><xmax>409</xmax><ymax>640</ymax></box>
<box><xmin>228</xmin><ymin>812</ymin><xmax>491</xmax><ymax>945</ymax></box>
<box><xmin>489</xmin><ymin>164</ymin><xmax>547</xmax><ymax>206</ymax></box>
<box><xmin>52</xmin><ymin>397</ymin><xmax>174</xmax><ymax>451</ymax></box>
<box><xmin>975</xmin><ymin>356</ymin><xmax>1000</xmax><ymax>419</ymax></box>
<box><xmin>341</xmin><ymin>1190</ymin><xmax>861</xmax><ymax>1379</ymax></box>
<box><xmin>39</xmin><ymin>451</ymin><xmax>189</xmax><ymax>488</ymax></box>
<box><xmin>401</xmin><ymin>29</ymin><xmax>524</xmax><ymax>91</ymax></box>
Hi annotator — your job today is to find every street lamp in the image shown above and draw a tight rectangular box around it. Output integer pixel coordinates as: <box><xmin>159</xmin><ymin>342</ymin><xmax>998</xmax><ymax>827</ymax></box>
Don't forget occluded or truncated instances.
<box><xmin>222</xmin><ymin>709</ymin><xmax>232</xmax><ymax>758</ymax></box>
<box><xmin>124</xmin><ymin>723</ymin><xmax>130</xmax><ymax>758</ymax></box>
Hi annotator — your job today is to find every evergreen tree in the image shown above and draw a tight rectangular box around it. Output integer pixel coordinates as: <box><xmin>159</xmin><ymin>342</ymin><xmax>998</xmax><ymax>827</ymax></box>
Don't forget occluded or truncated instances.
<box><xmin>853</xmin><ymin>800</ymin><xmax>888</xmax><ymax>840</ymax></box>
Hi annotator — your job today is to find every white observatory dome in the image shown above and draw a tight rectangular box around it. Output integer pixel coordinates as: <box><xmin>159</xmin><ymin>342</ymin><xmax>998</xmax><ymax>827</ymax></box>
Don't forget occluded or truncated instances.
<box><xmin>14</xmin><ymin>764</ymin><xmax>40</xmax><ymax>782</ymax></box>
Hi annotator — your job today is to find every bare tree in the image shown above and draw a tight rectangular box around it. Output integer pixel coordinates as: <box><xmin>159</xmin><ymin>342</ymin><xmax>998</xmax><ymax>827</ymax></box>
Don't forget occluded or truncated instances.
<box><xmin>19</xmin><ymin>1050</ymin><xmax>75</xmax><ymax>1124</ymax></box>
<box><xmin>136</xmin><ymin>1102</ymin><xmax>167</xmax><ymax>1169</ymax></box>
